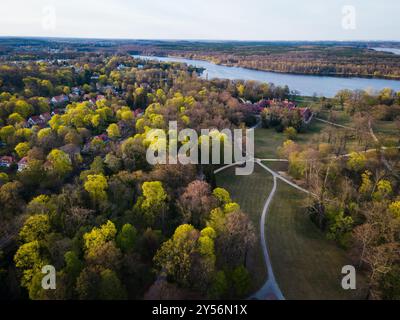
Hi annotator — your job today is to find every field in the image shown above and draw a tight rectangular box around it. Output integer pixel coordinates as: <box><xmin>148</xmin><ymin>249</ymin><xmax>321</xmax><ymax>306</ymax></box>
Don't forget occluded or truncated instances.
<box><xmin>266</xmin><ymin>181</ymin><xmax>368</xmax><ymax>300</ymax></box>
<box><xmin>215</xmin><ymin>165</ymin><xmax>273</xmax><ymax>291</ymax></box>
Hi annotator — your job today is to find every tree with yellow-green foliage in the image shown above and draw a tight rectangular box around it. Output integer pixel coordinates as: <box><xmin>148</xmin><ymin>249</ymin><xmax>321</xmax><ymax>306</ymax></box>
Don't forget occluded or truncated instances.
<box><xmin>134</xmin><ymin>181</ymin><xmax>168</xmax><ymax>228</ymax></box>
<box><xmin>347</xmin><ymin>152</ymin><xmax>367</xmax><ymax>172</ymax></box>
<box><xmin>389</xmin><ymin>201</ymin><xmax>400</xmax><ymax>218</ymax></box>
<box><xmin>83</xmin><ymin>220</ymin><xmax>117</xmax><ymax>257</ymax></box>
<box><xmin>15</xmin><ymin>142</ymin><xmax>30</xmax><ymax>158</ymax></box>
<box><xmin>46</xmin><ymin>149</ymin><xmax>72</xmax><ymax>179</ymax></box>
<box><xmin>8</xmin><ymin>112</ymin><xmax>25</xmax><ymax>125</ymax></box>
<box><xmin>14</xmin><ymin>241</ymin><xmax>46</xmax><ymax>290</ymax></box>
<box><xmin>154</xmin><ymin>224</ymin><xmax>216</xmax><ymax>292</ymax></box>
<box><xmin>373</xmin><ymin>179</ymin><xmax>393</xmax><ymax>201</ymax></box>
<box><xmin>19</xmin><ymin>214</ymin><xmax>50</xmax><ymax>243</ymax></box>
<box><xmin>84</xmin><ymin>174</ymin><xmax>108</xmax><ymax>204</ymax></box>
<box><xmin>0</xmin><ymin>125</ymin><xmax>15</xmax><ymax>142</ymax></box>
<box><xmin>212</xmin><ymin>187</ymin><xmax>231</xmax><ymax>205</ymax></box>
<box><xmin>106</xmin><ymin>123</ymin><xmax>120</xmax><ymax>140</ymax></box>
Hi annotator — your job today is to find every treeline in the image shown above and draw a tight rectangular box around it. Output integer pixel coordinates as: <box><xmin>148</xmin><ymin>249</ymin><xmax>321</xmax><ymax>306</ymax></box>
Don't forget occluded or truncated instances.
<box><xmin>145</xmin><ymin>45</ymin><xmax>400</xmax><ymax>79</ymax></box>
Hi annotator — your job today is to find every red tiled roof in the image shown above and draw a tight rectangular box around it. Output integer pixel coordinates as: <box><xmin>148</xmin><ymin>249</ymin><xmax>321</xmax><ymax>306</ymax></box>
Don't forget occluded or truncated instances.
<box><xmin>18</xmin><ymin>157</ymin><xmax>29</xmax><ymax>165</ymax></box>
<box><xmin>0</xmin><ymin>156</ymin><xmax>13</xmax><ymax>163</ymax></box>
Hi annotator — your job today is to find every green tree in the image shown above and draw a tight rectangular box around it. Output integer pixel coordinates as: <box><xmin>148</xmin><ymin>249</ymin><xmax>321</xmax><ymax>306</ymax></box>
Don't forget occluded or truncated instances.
<box><xmin>47</xmin><ymin>149</ymin><xmax>73</xmax><ymax>179</ymax></box>
<box><xmin>209</xmin><ymin>271</ymin><xmax>228</xmax><ymax>299</ymax></box>
<box><xmin>14</xmin><ymin>100</ymin><xmax>34</xmax><ymax>118</ymax></box>
<box><xmin>372</xmin><ymin>180</ymin><xmax>393</xmax><ymax>201</ymax></box>
<box><xmin>0</xmin><ymin>125</ymin><xmax>15</xmax><ymax>142</ymax></box>
<box><xmin>284</xmin><ymin>126</ymin><xmax>297</xmax><ymax>140</ymax></box>
<box><xmin>116</xmin><ymin>224</ymin><xmax>137</xmax><ymax>253</ymax></box>
<box><xmin>389</xmin><ymin>201</ymin><xmax>400</xmax><ymax>219</ymax></box>
<box><xmin>83</xmin><ymin>220</ymin><xmax>117</xmax><ymax>257</ymax></box>
<box><xmin>84</xmin><ymin>174</ymin><xmax>108</xmax><ymax>204</ymax></box>
<box><xmin>98</xmin><ymin>269</ymin><xmax>126</xmax><ymax>300</ymax></box>
<box><xmin>212</xmin><ymin>187</ymin><xmax>231</xmax><ymax>205</ymax></box>
<box><xmin>64</xmin><ymin>251</ymin><xmax>83</xmax><ymax>280</ymax></box>
<box><xmin>0</xmin><ymin>172</ymin><xmax>9</xmax><ymax>184</ymax></box>
<box><xmin>14</xmin><ymin>241</ymin><xmax>45</xmax><ymax>289</ymax></box>
<box><xmin>8</xmin><ymin>113</ymin><xmax>25</xmax><ymax>125</ymax></box>
<box><xmin>134</xmin><ymin>181</ymin><xmax>168</xmax><ymax>227</ymax></box>
<box><xmin>231</xmin><ymin>266</ymin><xmax>251</xmax><ymax>297</ymax></box>
<box><xmin>347</xmin><ymin>152</ymin><xmax>367</xmax><ymax>172</ymax></box>
<box><xmin>106</xmin><ymin>123</ymin><xmax>120</xmax><ymax>140</ymax></box>
<box><xmin>153</xmin><ymin>224</ymin><xmax>197</xmax><ymax>286</ymax></box>
<box><xmin>15</xmin><ymin>142</ymin><xmax>30</xmax><ymax>158</ymax></box>
<box><xmin>19</xmin><ymin>214</ymin><xmax>50</xmax><ymax>243</ymax></box>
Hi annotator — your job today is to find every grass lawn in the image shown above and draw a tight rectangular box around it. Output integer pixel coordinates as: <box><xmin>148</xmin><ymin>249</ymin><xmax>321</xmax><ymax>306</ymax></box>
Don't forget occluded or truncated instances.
<box><xmin>254</xmin><ymin>120</ymin><xmax>328</xmax><ymax>160</ymax></box>
<box><xmin>266</xmin><ymin>181</ymin><xmax>368</xmax><ymax>300</ymax></box>
<box><xmin>373</xmin><ymin>120</ymin><xmax>399</xmax><ymax>139</ymax></box>
<box><xmin>254</xmin><ymin>128</ymin><xmax>286</xmax><ymax>159</ymax></box>
<box><xmin>215</xmin><ymin>164</ymin><xmax>273</xmax><ymax>291</ymax></box>
<box><xmin>318</xmin><ymin>110</ymin><xmax>353</xmax><ymax>127</ymax></box>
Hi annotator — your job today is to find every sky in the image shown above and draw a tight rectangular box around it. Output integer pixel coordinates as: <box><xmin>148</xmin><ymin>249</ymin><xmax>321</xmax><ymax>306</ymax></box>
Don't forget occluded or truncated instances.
<box><xmin>0</xmin><ymin>0</ymin><xmax>399</xmax><ymax>41</ymax></box>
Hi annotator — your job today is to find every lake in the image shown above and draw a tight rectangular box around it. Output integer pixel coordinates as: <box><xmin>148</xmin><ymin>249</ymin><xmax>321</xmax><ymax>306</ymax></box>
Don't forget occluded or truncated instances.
<box><xmin>372</xmin><ymin>47</ymin><xmax>400</xmax><ymax>55</ymax></box>
<box><xmin>134</xmin><ymin>55</ymin><xmax>400</xmax><ymax>98</ymax></box>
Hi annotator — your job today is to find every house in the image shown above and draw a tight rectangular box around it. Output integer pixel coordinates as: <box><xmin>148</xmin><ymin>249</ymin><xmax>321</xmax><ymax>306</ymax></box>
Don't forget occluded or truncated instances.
<box><xmin>299</xmin><ymin>107</ymin><xmax>312</xmax><ymax>122</ymax></box>
<box><xmin>51</xmin><ymin>94</ymin><xmax>69</xmax><ymax>106</ymax></box>
<box><xmin>134</xmin><ymin>109</ymin><xmax>143</xmax><ymax>117</ymax></box>
<box><xmin>71</xmin><ymin>87</ymin><xmax>82</xmax><ymax>95</ymax></box>
<box><xmin>18</xmin><ymin>157</ymin><xmax>29</xmax><ymax>172</ymax></box>
<box><xmin>28</xmin><ymin>115</ymin><xmax>46</xmax><ymax>127</ymax></box>
<box><xmin>40</xmin><ymin>112</ymin><xmax>52</xmax><ymax>122</ymax></box>
<box><xmin>102</xmin><ymin>85</ymin><xmax>118</xmax><ymax>95</ymax></box>
<box><xmin>60</xmin><ymin>144</ymin><xmax>81</xmax><ymax>161</ymax></box>
<box><xmin>69</xmin><ymin>93</ymin><xmax>80</xmax><ymax>102</ymax></box>
<box><xmin>27</xmin><ymin>113</ymin><xmax>51</xmax><ymax>127</ymax></box>
<box><xmin>51</xmin><ymin>108</ymin><xmax>65</xmax><ymax>116</ymax></box>
<box><xmin>117</xmin><ymin>64</ymin><xmax>127</xmax><ymax>70</ymax></box>
<box><xmin>96</xmin><ymin>133</ymin><xmax>109</xmax><ymax>142</ymax></box>
<box><xmin>0</xmin><ymin>156</ymin><xmax>13</xmax><ymax>168</ymax></box>
<box><xmin>83</xmin><ymin>94</ymin><xmax>92</xmax><ymax>101</ymax></box>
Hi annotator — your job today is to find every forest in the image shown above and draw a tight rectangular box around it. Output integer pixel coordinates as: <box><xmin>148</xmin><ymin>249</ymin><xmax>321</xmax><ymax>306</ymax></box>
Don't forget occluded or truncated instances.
<box><xmin>0</xmin><ymin>51</ymin><xmax>291</xmax><ymax>299</ymax></box>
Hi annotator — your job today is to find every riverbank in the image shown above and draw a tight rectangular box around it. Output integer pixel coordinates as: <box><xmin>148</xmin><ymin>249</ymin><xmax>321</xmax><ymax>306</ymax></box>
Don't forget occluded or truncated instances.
<box><xmin>134</xmin><ymin>55</ymin><xmax>400</xmax><ymax>97</ymax></box>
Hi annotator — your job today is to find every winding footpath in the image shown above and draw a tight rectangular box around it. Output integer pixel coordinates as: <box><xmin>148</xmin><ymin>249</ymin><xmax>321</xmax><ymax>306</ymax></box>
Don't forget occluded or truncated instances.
<box><xmin>249</xmin><ymin>173</ymin><xmax>284</xmax><ymax>300</ymax></box>
<box><xmin>214</xmin><ymin>159</ymin><xmax>313</xmax><ymax>300</ymax></box>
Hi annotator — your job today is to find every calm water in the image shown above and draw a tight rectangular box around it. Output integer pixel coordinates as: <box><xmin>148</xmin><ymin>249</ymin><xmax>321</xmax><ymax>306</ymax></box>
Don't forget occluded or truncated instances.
<box><xmin>134</xmin><ymin>55</ymin><xmax>400</xmax><ymax>98</ymax></box>
<box><xmin>372</xmin><ymin>47</ymin><xmax>400</xmax><ymax>55</ymax></box>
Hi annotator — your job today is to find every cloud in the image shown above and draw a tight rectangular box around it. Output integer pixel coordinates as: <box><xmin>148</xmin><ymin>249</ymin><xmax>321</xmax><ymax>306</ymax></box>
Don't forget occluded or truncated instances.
<box><xmin>0</xmin><ymin>0</ymin><xmax>398</xmax><ymax>40</ymax></box>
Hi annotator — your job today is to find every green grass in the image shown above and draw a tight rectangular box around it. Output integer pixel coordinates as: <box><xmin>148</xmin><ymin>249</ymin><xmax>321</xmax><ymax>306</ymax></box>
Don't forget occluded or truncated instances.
<box><xmin>254</xmin><ymin>128</ymin><xmax>286</xmax><ymax>159</ymax></box>
<box><xmin>266</xmin><ymin>181</ymin><xmax>368</xmax><ymax>300</ymax></box>
<box><xmin>373</xmin><ymin>120</ymin><xmax>399</xmax><ymax>139</ymax></box>
<box><xmin>216</xmin><ymin>165</ymin><xmax>273</xmax><ymax>291</ymax></box>
<box><xmin>318</xmin><ymin>110</ymin><xmax>353</xmax><ymax>127</ymax></box>
<box><xmin>254</xmin><ymin>120</ymin><xmax>328</xmax><ymax>160</ymax></box>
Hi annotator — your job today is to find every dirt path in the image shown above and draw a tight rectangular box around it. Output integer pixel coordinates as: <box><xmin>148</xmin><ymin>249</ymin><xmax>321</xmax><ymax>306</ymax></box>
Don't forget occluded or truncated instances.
<box><xmin>249</xmin><ymin>173</ymin><xmax>285</xmax><ymax>300</ymax></box>
<box><xmin>215</xmin><ymin>159</ymin><xmax>314</xmax><ymax>300</ymax></box>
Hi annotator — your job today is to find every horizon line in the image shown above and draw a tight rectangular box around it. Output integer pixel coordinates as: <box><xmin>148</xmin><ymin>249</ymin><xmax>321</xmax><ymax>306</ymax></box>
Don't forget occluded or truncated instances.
<box><xmin>1</xmin><ymin>35</ymin><xmax>400</xmax><ymax>43</ymax></box>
